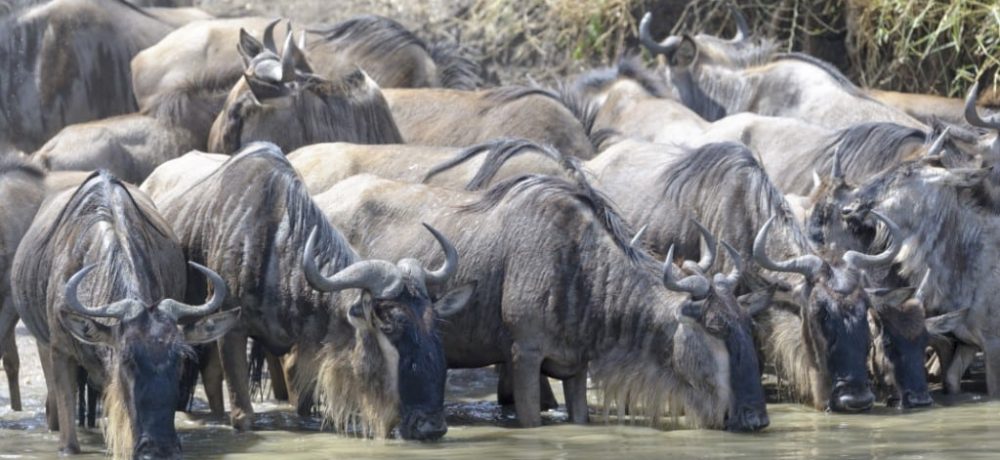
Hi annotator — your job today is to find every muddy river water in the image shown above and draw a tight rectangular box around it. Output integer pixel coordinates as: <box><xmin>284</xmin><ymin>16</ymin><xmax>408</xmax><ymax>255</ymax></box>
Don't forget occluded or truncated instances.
<box><xmin>1</xmin><ymin>325</ymin><xmax>995</xmax><ymax>459</ymax></box>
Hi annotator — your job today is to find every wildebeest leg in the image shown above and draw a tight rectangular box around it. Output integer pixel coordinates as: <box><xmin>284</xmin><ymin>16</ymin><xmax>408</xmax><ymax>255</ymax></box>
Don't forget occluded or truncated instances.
<box><xmin>496</xmin><ymin>365</ymin><xmax>559</xmax><ymax>410</ymax></box>
<box><xmin>283</xmin><ymin>346</ymin><xmax>316</xmax><ymax>417</ymax></box>
<box><xmin>563</xmin><ymin>373</ymin><xmax>589</xmax><ymax>424</ymax></box>
<box><xmin>37</xmin><ymin>345</ymin><xmax>58</xmax><ymax>431</ymax></box>
<box><xmin>200</xmin><ymin>342</ymin><xmax>225</xmax><ymax>416</ymax></box>
<box><xmin>985</xmin><ymin>339</ymin><xmax>1000</xmax><ymax>398</ymax></box>
<box><xmin>86</xmin><ymin>383</ymin><xmax>98</xmax><ymax>428</ymax></box>
<box><xmin>945</xmin><ymin>344</ymin><xmax>977</xmax><ymax>395</ymax></box>
<box><xmin>928</xmin><ymin>335</ymin><xmax>955</xmax><ymax>382</ymax></box>
<box><xmin>0</xmin><ymin>307</ymin><xmax>20</xmax><ymax>411</ymax></box>
<box><xmin>511</xmin><ymin>342</ymin><xmax>543</xmax><ymax>427</ymax></box>
<box><xmin>51</xmin><ymin>350</ymin><xmax>80</xmax><ymax>454</ymax></box>
<box><xmin>265</xmin><ymin>351</ymin><xmax>289</xmax><ymax>401</ymax></box>
<box><xmin>220</xmin><ymin>332</ymin><xmax>254</xmax><ymax>430</ymax></box>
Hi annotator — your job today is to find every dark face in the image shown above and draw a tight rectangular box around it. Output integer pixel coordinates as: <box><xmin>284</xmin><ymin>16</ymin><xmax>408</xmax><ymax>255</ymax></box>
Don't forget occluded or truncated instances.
<box><xmin>805</xmin><ymin>275</ymin><xmax>875</xmax><ymax>412</ymax></box>
<box><xmin>118</xmin><ymin>309</ymin><xmax>189</xmax><ymax>460</ymax></box>
<box><xmin>697</xmin><ymin>285</ymin><xmax>770</xmax><ymax>432</ymax></box>
<box><xmin>363</xmin><ymin>291</ymin><xmax>449</xmax><ymax>441</ymax></box>
<box><xmin>871</xmin><ymin>299</ymin><xmax>933</xmax><ymax>408</ymax></box>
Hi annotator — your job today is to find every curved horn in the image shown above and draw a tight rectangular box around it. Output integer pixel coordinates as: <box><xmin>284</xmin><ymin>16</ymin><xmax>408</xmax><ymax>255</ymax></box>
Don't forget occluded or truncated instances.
<box><xmin>729</xmin><ymin>5</ymin><xmax>751</xmax><ymax>42</ymax></box>
<box><xmin>964</xmin><ymin>82</ymin><xmax>1000</xmax><ymax>130</ymax></box>
<box><xmin>663</xmin><ymin>245</ymin><xmax>710</xmax><ymax>299</ymax></box>
<box><xmin>693</xmin><ymin>219</ymin><xmax>717</xmax><ymax>272</ymax></box>
<box><xmin>303</xmin><ymin>227</ymin><xmax>403</xmax><ymax>298</ymax></box>
<box><xmin>752</xmin><ymin>216</ymin><xmax>824</xmax><ymax>279</ymax></box>
<box><xmin>64</xmin><ymin>265</ymin><xmax>134</xmax><ymax>319</ymax></box>
<box><xmin>281</xmin><ymin>32</ymin><xmax>297</xmax><ymax>82</ymax></box>
<box><xmin>639</xmin><ymin>12</ymin><xmax>683</xmax><ymax>57</ymax></box>
<box><xmin>263</xmin><ymin>18</ymin><xmax>281</xmax><ymax>53</ymax></box>
<box><xmin>831</xmin><ymin>150</ymin><xmax>844</xmax><ymax>182</ymax></box>
<box><xmin>160</xmin><ymin>262</ymin><xmax>228</xmax><ymax>321</ymax></box>
<box><xmin>421</xmin><ymin>223</ymin><xmax>458</xmax><ymax>286</ymax></box>
<box><xmin>721</xmin><ymin>240</ymin><xmax>742</xmax><ymax>286</ymax></box>
<box><xmin>630</xmin><ymin>225</ymin><xmax>648</xmax><ymax>247</ymax></box>
<box><xmin>915</xmin><ymin>269</ymin><xmax>932</xmax><ymax>303</ymax></box>
<box><xmin>843</xmin><ymin>210</ymin><xmax>902</xmax><ymax>269</ymax></box>
<box><xmin>926</xmin><ymin>126</ymin><xmax>950</xmax><ymax>158</ymax></box>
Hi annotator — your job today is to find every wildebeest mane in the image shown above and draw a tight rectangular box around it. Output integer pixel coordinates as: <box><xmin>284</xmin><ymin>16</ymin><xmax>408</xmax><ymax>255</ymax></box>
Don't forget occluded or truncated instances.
<box><xmin>812</xmin><ymin>122</ymin><xmax>925</xmax><ymax>183</ymax></box>
<box><xmin>428</xmin><ymin>40</ymin><xmax>483</xmax><ymax>90</ymax></box>
<box><xmin>141</xmin><ymin>65</ymin><xmax>245</xmax><ymax>143</ymax></box>
<box><xmin>20</xmin><ymin>170</ymin><xmax>182</xmax><ymax>345</ymax></box>
<box><xmin>659</xmin><ymin>142</ymin><xmax>813</xmax><ymax>277</ymax></box>
<box><xmin>461</xmin><ymin>173</ymin><xmax>643</xmax><ymax>264</ymax></box>
<box><xmin>311</xmin><ymin>15</ymin><xmax>429</xmax><ymax>56</ymax></box>
<box><xmin>481</xmin><ymin>86</ymin><xmax>562</xmax><ymax>108</ymax></box>
<box><xmin>573</xmin><ymin>56</ymin><xmax>668</xmax><ymax>99</ymax></box>
<box><xmin>170</xmin><ymin>143</ymin><xmax>356</xmax><ymax>318</ymax></box>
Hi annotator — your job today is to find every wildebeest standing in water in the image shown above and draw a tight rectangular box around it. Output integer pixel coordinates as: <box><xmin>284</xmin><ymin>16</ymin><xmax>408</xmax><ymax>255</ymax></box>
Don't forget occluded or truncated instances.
<box><xmin>317</xmin><ymin>173</ymin><xmax>771</xmax><ymax>431</ymax></box>
<box><xmin>0</xmin><ymin>0</ymin><xmax>194</xmax><ymax>153</ymax></box>
<box><xmin>10</xmin><ymin>170</ymin><xmax>238</xmax><ymax>458</ymax></box>
<box><xmin>439</xmin><ymin>140</ymin><xmax>923</xmax><ymax>409</ymax></box>
<box><xmin>154</xmin><ymin>142</ymin><xmax>472</xmax><ymax>440</ymax></box>
<box><xmin>207</xmin><ymin>27</ymin><xmax>403</xmax><ymax>154</ymax></box>
<box><xmin>819</xmin><ymin>159</ymin><xmax>1000</xmax><ymax>397</ymax></box>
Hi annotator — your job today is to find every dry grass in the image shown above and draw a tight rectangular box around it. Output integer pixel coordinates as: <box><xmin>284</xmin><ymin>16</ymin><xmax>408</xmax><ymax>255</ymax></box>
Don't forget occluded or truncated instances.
<box><xmin>847</xmin><ymin>0</ymin><xmax>1000</xmax><ymax>97</ymax></box>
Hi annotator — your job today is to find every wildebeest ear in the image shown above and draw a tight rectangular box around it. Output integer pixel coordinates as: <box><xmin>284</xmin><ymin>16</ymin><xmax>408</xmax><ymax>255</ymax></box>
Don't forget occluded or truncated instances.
<box><xmin>739</xmin><ymin>287</ymin><xmax>775</xmax><ymax>317</ymax></box>
<box><xmin>926</xmin><ymin>308</ymin><xmax>970</xmax><ymax>336</ymax></box>
<box><xmin>238</xmin><ymin>28</ymin><xmax>265</xmax><ymax>68</ymax></box>
<box><xmin>59</xmin><ymin>311</ymin><xmax>113</xmax><ymax>346</ymax></box>
<box><xmin>184</xmin><ymin>308</ymin><xmax>241</xmax><ymax>344</ymax></box>
<box><xmin>866</xmin><ymin>286</ymin><xmax>916</xmax><ymax>313</ymax></box>
<box><xmin>433</xmin><ymin>282</ymin><xmax>476</xmax><ymax>318</ymax></box>
<box><xmin>670</xmin><ymin>35</ymin><xmax>699</xmax><ymax>68</ymax></box>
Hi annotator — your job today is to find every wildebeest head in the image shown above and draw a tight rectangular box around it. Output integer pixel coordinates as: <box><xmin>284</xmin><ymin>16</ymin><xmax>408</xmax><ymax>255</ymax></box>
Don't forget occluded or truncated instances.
<box><xmin>638</xmin><ymin>8</ymin><xmax>775</xmax><ymax>122</ymax></box>
<box><xmin>303</xmin><ymin>224</ymin><xmax>472</xmax><ymax>441</ymax></box>
<box><xmin>664</xmin><ymin>231</ymin><xmax>772</xmax><ymax>432</ymax></box>
<box><xmin>208</xmin><ymin>23</ymin><xmax>403</xmax><ymax>154</ymax></box>
<box><xmin>753</xmin><ymin>211</ymin><xmax>907</xmax><ymax>412</ymax></box>
<box><xmin>867</xmin><ymin>270</ymin><xmax>932</xmax><ymax>408</ymax></box>
<box><xmin>58</xmin><ymin>262</ymin><xmax>238</xmax><ymax>460</ymax></box>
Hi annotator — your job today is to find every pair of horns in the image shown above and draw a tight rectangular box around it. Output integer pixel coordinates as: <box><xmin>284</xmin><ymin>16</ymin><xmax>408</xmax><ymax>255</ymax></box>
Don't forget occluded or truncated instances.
<box><xmin>247</xmin><ymin>18</ymin><xmax>311</xmax><ymax>82</ymax></box>
<box><xmin>639</xmin><ymin>5</ymin><xmax>750</xmax><ymax>56</ymax></box>
<box><xmin>662</xmin><ymin>220</ymin><xmax>741</xmax><ymax>298</ymax></box>
<box><xmin>65</xmin><ymin>262</ymin><xmax>227</xmax><ymax>322</ymax></box>
<box><xmin>753</xmin><ymin>211</ymin><xmax>902</xmax><ymax>280</ymax></box>
<box><xmin>303</xmin><ymin>224</ymin><xmax>457</xmax><ymax>298</ymax></box>
<box><xmin>965</xmin><ymin>83</ymin><xmax>1000</xmax><ymax>131</ymax></box>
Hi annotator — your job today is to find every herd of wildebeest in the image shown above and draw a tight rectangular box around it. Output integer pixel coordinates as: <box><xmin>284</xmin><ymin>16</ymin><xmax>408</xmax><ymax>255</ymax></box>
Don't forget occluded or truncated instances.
<box><xmin>2</xmin><ymin>0</ymin><xmax>1000</xmax><ymax>458</ymax></box>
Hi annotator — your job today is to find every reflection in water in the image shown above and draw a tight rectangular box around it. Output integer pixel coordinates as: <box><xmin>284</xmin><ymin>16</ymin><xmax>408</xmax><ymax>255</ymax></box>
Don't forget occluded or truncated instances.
<box><xmin>0</xmin><ymin>327</ymin><xmax>992</xmax><ymax>459</ymax></box>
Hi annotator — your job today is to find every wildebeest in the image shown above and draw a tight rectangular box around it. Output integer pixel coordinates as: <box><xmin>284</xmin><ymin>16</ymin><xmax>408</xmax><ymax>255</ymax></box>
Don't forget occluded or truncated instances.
<box><xmin>287</xmin><ymin>139</ymin><xmax>572</xmax><ymax>194</ymax></box>
<box><xmin>0</xmin><ymin>0</ymin><xmax>197</xmax><ymax>153</ymax></box>
<box><xmin>10</xmin><ymin>170</ymin><xmax>237</xmax><ymax>458</ymax></box>
<box><xmin>316</xmin><ymin>172</ymin><xmax>771</xmax><ymax>431</ymax></box>
<box><xmin>563</xmin><ymin>57</ymin><xmax>708</xmax><ymax>145</ymax></box>
<box><xmin>0</xmin><ymin>157</ymin><xmax>91</xmax><ymax>413</ymax></box>
<box><xmin>817</xmin><ymin>159</ymin><xmax>1000</xmax><ymax>397</ymax></box>
<box><xmin>132</xmin><ymin>15</ymin><xmax>479</xmax><ymax>149</ymax></box>
<box><xmin>30</xmin><ymin>113</ymin><xmax>201</xmax><ymax>184</ymax></box>
<box><xmin>207</xmin><ymin>28</ymin><xmax>403</xmax><ymax>154</ymax></box>
<box><xmin>382</xmin><ymin>86</ymin><xmax>597</xmax><ymax>159</ymax></box>
<box><xmin>154</xmin><ymin>142</ymin><xmax>471</xmax><ymax>440</ymax></box>
<box><xmin>438</xmin><ymin>139</ymin><xmax>923</xmax><ymax>409</ymax></box>
<box><xmin>639</xmin><ymin>12</ymin><xmax>927</xmax><ymax>130</ymax></box>
<box><xmin>140</xmin><ymin>150</ymin><xmax>227</xmax><ymax>203</ymax></box>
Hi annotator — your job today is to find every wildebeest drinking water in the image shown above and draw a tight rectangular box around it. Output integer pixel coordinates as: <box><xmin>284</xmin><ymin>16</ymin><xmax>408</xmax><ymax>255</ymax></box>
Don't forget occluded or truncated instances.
<box><xmin>153</xmin><ymin>142</ymin><xmax>471</xmax><ymax>440</ymax></box>
<box><xmin>316</xmin><ymin>171</ymin><xmax>771</xmax><ymax>431</ymax></box>
<box><xmin>10</xmin><ymin>170</ymin><xmax>238</xmax><ymax>458</ymax></box>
